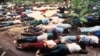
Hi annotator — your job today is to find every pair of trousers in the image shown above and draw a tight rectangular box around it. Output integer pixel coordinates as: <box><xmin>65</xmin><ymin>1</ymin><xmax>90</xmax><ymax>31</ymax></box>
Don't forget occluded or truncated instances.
<box><xmin>22</xmin><ymin>42</ymin><xmax>45</xmax><ymax>49</ymax></box>
<box><xmin>17</xmin><ymin>36</ymin><xmax>37</xmax><ymax>43</ymax></box>
<box><xmin>32</xmin><ymin>20</ymin><xmax>42</xmax><ymax>27</ymax></box>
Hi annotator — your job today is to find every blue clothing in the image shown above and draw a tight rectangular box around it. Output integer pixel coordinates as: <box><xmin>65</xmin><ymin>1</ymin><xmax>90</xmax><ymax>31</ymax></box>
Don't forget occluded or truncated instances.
<box><xmin>80</xmin><ymin>37</ymin><xmax>89</xmax><ymax>44</ymax></box>
<box><xmin>17</xmin><ymin>36</ymin><xmax>37</xmax><ymax>43</ymax></box>
<box><xmin>12</xmin><ymin>12</ymin><xmax>18</xmax><ymax>16</ymax></box>
<box><xmin>17</xmin><ymin>32</ymin><xmax>55</xmax><ymax>43</ymax></box>
<box><xmin>2</xmin><ymin>21</ymin><xmax>14</xmax><ymax>26</ymax></box>
<box><xmin>85</xmin><ymin>16</ymin><xmax>96</xmax><ymax>22</ymax></box>
<box><xmin>25</xmin><ymin>9</ymin><xmax>31</xmax><ymax>14</ymax></box>
<box><xmin>57</xmin><ymin>13</ymin><xmax>63</xmax><ymax>17</ymax></box>
<box><xmin>0</xmin><ymin>11</ymin><xmax>3</xmax><ymax>15</ymax></box>
<box><xmin>93</xmin><ymin>31</ymin><xmax>100</xmax><ymax>37</ymax></box>
<box><xmin>62</xmin><ymin>36</ymin><xmax>77</xmax><ymax>43</ymax></box>
<box><xmin>42</xmin><ymin>18</ymin><xmax>50</xmax><ymax>25</ymax></box>
<box><xmin>55</xmin><ymin>27</ymin><xmax>64</xmax><ymax>33</ymax></box>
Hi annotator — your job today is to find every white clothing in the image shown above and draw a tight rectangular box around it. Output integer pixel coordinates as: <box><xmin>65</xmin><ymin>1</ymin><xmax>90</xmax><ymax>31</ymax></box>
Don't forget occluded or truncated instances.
<box><xmin>88</xmin><ymin>35</ymin><xmax>99</xmax><ymax>44</ymax></box>
<box><xmin>80</xmin><ymin>26</ymin><xmax>100</xmax><ymax>32</ymax></box>
<box><xmin>0</xmin><ymin>5</ymin><xmax>2</xmax><ymax>9</ymax></box>
<box><xmin>13</xmin><ymin>20</ymin><xmax>22</xmax><ymax>24</ymax></box>
<box><xmin>37</xmin><ymin>33</ymin><xmax>48</xmax><ymax>41</ymax></box>
<box><xmin>57</xmin><ymin>23</ymin><xmax>71</xmax><ymax>28</ymax></box>
<box><xmin>67</xmin><ymin>43</ymin><xmax>81</xmax><ymax>53</ymax></box>
<box><xmin>6</xmin><ymin>12</ymin><xmax>11</xmax><ymax>15</ymax></box>
<box><xmin>61</xmin><ymin>36</ymin><xmax>76</xmax><ymax>43</ymax></box>
<box><xmin>55</xmin><ymin>27</ymin><xmax>64</xmax><ymax>33</ymax></box>
<box><xmin>61</xmin><ymin>35</ymin><xmax>99</xmax><ymax>44</ymax></box>
<box><xmin>27</xmin><ymin>11</ymin><xmax>44</xmax><ymax>20</ymax></box>
<box><xmin>42</xmin><ymin>24</ymin><xmax>56</xmax><ymax>32</ymax></box>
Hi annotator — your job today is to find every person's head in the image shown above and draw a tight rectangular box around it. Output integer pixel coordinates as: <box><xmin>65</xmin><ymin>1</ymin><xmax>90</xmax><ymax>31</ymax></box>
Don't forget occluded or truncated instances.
<box><xmin>52</xmin><ymin>30</ymin><xmax>60</xmax><ymax>39</ymax></box>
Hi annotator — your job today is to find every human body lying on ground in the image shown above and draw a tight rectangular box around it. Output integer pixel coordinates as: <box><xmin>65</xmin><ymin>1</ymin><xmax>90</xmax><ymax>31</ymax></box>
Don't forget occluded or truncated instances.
<box><xmin>60</xmin><ymin>35</ymin><xmax>99</xmax><ymax>50</ymax></box>
<box><xmin>49</xmin><ymin>16</ymin><xmax>67</xmax><ymax>24</ymax></box>
<box><xmin>21</xmin><ymin>27</ymin><xmax>43</xmax><ymax>36</ymax></box>
<box><xmin>16</xmin><ymin>39</ymin><xmax>57</xmax><ymax>50</ymax></box>
<box><xmin>15</xmin><ymin>23</ymin><xmax>71</xmax><ymax>44</ymax></box>
<box><xmin>31</xmin><ymin>17</ymin><xmax>50</xmax><ymax>27</ymax></box>
<box><xmin>16</xmin><ymin>40</ymin><xmax>87</xmax><ymax>56</ymax></box>
<box><xmin>84</xmin><ymin>15</ymin><xmax>100</xmax><ymax>27</ymax></box>
<box><xmin>77</xmin><ymin>26</ymin><xmax>100</xmax><ymax>32</ymax></box>
<box><xmin>15</xmin><ymin>32</ymin><xmax>99</xmax><ymax>51</ymax></box>
<box><xmin>77</xmin><ymin>26</ymin><xmax>100</xmax><ymax>45</ymax></box>
<box><xmin>30</xmin><ymin>15</ymin><xmax>67</xmax><ymax>27</ymax></box>
<box><xmin>43</xmin><ymin>43</ymin><xmax>87</xmax><ymax>56</ymax></box>
<box><xmin>16</xmin><ymin>31</ymin><xmax>58</xmax><ymax>44</ymax></box>
<box><xmin>37</xmin><ymin>23</ymin><xmax>71</xmax><ymax>35</ymax></box>
<box><xmin>0</xmin><ymin>20</ymin><xmax>22</xmax><ymax>26</ymax></box>
<box><xmin>21</xmin><ymin>22</ymin><xmax>71</xmax><ymax>36</ymax></box>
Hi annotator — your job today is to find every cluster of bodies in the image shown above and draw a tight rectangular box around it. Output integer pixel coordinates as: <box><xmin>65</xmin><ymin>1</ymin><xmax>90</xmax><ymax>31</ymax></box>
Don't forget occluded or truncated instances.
<box><xmin>14</xmin><ymin>21</ymin><xmax>100</xmax><ymax>56</ymax></box>
<box><xmin>15</xmin><ymin>11</ymin><xmax>100</xmax><ymax>56</ymax></box>
<box><xmin>0</xmin><ymin>3</ymin><xmax>100</xmax><ymax>56</ymax></box>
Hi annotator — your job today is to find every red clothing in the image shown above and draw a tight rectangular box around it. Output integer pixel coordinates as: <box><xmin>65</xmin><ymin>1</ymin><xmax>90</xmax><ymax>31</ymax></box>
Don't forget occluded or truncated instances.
<box><xmin>40</xmin><ymin>9</ymin><xmax>48</xmax><ymax>13</ymax></box>
<box><xmin>22</xmin><ymin>42</ymin><xmax>45</xmax><ymax>49</ymax></box>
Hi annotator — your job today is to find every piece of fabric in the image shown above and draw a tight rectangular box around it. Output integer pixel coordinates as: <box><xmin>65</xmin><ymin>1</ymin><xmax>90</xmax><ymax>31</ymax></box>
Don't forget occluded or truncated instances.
<box><xmin>47</xmin><ymin>32</ymin><xmax>54</xmax><ymax>40</ymax></box>
<box><xmin>44</xmin><ymin>44</ymin><xmax>70</xmax><ymax>56</ymax></box>
<box><xmin>32</xmin><ymin>20</ymin><xmax>42</xmax><ymax>27</ymax></box>
<box><xmin>37</xmin><ymin>33</ymin><xmax>48</xmax><ymax>42</ymax></box>
<box><xmin>22</xmin><ymin>42</ymin><xmax>45</xmax><ymax>48</ymax></box>
<box><xmin>88</xmin><ymin>35</ymin><xmax>99</xmax><ymax>44</ymax></box>
<box><xmin>80</xmin><ymin>26</ymin><xmax>100</xmax><ymax>32</ymax></box>
<box><xmin>17</xmin><ymin>36</ymin><xmax>37</xmax><ymax>43</ymax></box>
<box><xmin>93</xmin><ymin>31</ymin><xmax>100</xmax><ymax>37</ymax></box>
<box><xmin>80</xmin><ymin>35</ymin><xmax>90</xmax><ymax>44</ymax></box>
<box><xmin>67</xmin><ymin>43</ymin><xmax>81</xmax><ymax>53</ymax></box>
<box><xmin>55</xmin><ymin>27</ymin><xmax>64</xmax><ymax>33</ymax></box>
<box><xmin>61</xmin><ymin>36</ymin><xmax>77</xmax><ymax>43</ymax></box>
<box><xmin>25</xmin><ymin>9</ymin><xmax>31</xmax><ymax>14</ymax></box>
<box><xmin>42</xmin><ymin>18</ymin><xmax>50</xmax><ymax>25</ymax></box>
<box><xmin>57</xmin><ymin>23</ymin><xmax>71</xmax><ymax>28</ymax></box>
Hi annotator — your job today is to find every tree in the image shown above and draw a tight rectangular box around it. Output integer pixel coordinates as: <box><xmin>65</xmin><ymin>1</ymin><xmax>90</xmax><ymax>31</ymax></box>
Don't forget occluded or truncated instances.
<box><xmin>69</xmin><ymin>0</ymin><xmax>89</xmax><ymax>26</ymax></box>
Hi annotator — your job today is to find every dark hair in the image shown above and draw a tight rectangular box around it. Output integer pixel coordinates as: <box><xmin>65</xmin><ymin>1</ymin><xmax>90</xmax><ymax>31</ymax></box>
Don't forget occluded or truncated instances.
<box><xmin>52</xmin><ymin>30</ymin><xmax>60</xmax><ymax>40</ymax></box>
<box><xmin>49</xmin><ymin>19</ymin><xmax>52</xmax><ymax>21</ymax></box>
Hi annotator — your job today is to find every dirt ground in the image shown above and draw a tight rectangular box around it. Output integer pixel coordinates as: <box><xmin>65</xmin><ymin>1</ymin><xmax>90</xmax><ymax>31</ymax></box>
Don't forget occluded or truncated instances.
<box><xmin>0</xmin><ymin>24</ymin><xmax>100</xmax><ymax>56</ymax></box>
